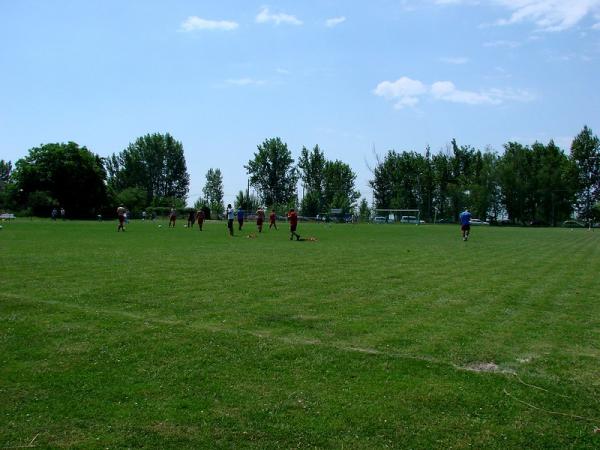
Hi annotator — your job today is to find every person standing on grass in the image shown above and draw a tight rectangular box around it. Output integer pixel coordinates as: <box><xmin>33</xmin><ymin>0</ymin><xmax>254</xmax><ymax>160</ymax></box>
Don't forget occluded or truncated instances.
<box><xmin>187</xmin><ymin>210</ymin><xmax>195</xmax><ymax>229</ymax></box>
<box><xmin>237</xmin><ymin>207</ymin><xmax>244</xmax><ymax>231</ymax></box>
<box><xmin>459</xmin><ymin>207</ymin><xmax>472</xmax><ymax>241</ymax></box>
<box><xmin>269</xmin><ymin>209</ymin><xmax>278</xmax><ymax>230</ymax></box>
<box><xmin>117</xmin><ymin>206</ymin><xmax>126</xmax><ymax>232</ymax></box>
<box><xmin>256</xmin><ymin>207</ymin><xmax>265</xmax><ymax>233</ymax></box>
<box><xmin>226</xmin><ymin>204</ymin><xmax>234</xmax><ymax>236</ymax></box>
<box><xmin>196</xmin><ymin>209</ymin><xmax>205</xmax><ymax>231</ymax></box>
<box><xmin>287</xmin><ymin>208</ymin><xmax>300</xmax><ymax>241</ymax></box>
<box><xmin>60</xmin><ymin>207</ymin><xmax>66</xmax><ymax>220</ymax></box>
<box><xmin>51</xmin><ymin>208</ymin><xmax>58</xmax><ymax>221</ymax></box>
<box><xmin>169</xmin><ymin>208</ymin><xmax>177</xmax><ymax>228</ymax></box>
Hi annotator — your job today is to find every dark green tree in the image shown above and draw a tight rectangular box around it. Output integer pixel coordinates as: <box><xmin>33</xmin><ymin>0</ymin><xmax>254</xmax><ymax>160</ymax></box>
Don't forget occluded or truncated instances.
<box><xmin>106</xmin><ymin>133</ymin><xmax>189</xmax><ymax>205</ymax></box>
<box><xmin>323</xmin><ymin>160</ymin><xmax>360</xmax><ymax>213</ymax></box>
<box><xmin>497</xmin><ymin>142</ymin><xmax>533</xmax><ymax>224</ymax></box>
<box><xmin>115</xmin><ymin>187</ymin><xmax>147</xmax><ymax>215</ymax></box>
<box><xmin>202</xmin><ymin>168</ymin><xmax>224</xmax><ymax>219</ymax></box>
<box><xmin>359</xmin><ymin>198</ymin><xmax>371</xmax><ymax>222</ymax></box>
<box><xmin>0</xmin><ymin>160</ymin><xmax>13</xmax><ymax>209</ymax></box>
<box><xmin>245</xmin><ymin>137</ymin><xmax>298</xmax><ymax>207</ymax></box>
<box><xmin>11</xmin><ymin>142</ymin><xmax>107</xmax><ymax>218</ymax></box>
<box><xmin>298</xmin><ymin>145</ymin><xmax>326</xmax><ymax>216</ymax></box>
<box><xmin>529</xmin><ymin>141</ymin><xmax>575</xmax><ymax>225</ymax></box>
<box><xmin>570</xmin><ymin>126</ymin><xmax>600</xmax><ymax>224</ymax></box>
<box><xmin>234</xmin><ymin>190</ymin><xmax>260</xmax><ymax>211</ymax></box>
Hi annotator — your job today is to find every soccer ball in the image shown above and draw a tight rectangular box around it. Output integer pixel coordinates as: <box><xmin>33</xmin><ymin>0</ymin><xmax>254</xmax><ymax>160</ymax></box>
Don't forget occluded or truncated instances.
<box><xmin>158</xmin><ymin>224</ymin><xmax>162</xmax><ymax>228</ymax></box>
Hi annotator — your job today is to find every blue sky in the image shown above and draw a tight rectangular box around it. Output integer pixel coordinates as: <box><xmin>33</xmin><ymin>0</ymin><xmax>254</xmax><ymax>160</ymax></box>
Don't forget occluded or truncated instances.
<box><xmin>1</xmin><ymin>0</ymin><xmax>599</xmax><ymax>206</ymax></box>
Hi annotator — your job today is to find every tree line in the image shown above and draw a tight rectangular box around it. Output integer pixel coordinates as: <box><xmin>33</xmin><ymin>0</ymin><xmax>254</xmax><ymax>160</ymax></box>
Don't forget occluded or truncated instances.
<box><xmin>1</xmin><ymin>127</ymin><xmax>598</xmax><ymax>224</ymax></box>
<box><xmin>370</xmin><ymin>126</ymin><xmax>599</xmax><ymax>225</ymax></box>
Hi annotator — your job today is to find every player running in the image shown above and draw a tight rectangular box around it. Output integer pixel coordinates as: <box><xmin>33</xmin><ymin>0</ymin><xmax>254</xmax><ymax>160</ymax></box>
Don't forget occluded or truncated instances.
<box><xmin>117</xmin><ymin>206</ymin><xmax>126</xmax><ymax>232</ymax></box>
<box><xmin>196</xmin><ymin>209</ymin><xmax>205</xmax><ymax>231</ymax></box>
<box><xmin>226</xmin><ymin>204</ymin><xmax>234</xmax><ymax>236</ymax></box>
<box><xmin>187</xmin><ymin>210</ymin><xmax>195</xmax><ymax>228</ymax></box>
<box><xmin>287</xmin><ymin>208</ymin><xmax>300</xmax><ymax>241</ymax></box>
<box><xmin>459</xmin><ymin>207</ymin><xmax>472</xmax><ymax>241</ymax></box>
<box><xmin>269</xmin><ymin>209</ymin><xmax>278</xmax><ymax>230</ymax></box>
<box><xmin>256</xmin><ymin>207</ymin><xmax>265</xmax><ymax>233</ymax></box>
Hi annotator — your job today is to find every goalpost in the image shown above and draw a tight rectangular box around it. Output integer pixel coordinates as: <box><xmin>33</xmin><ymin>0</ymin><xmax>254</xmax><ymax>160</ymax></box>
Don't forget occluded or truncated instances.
<box><xmin>375</xmin><ymin>209</ymin><xmax>421</xmax><ymax>224</ymax></box>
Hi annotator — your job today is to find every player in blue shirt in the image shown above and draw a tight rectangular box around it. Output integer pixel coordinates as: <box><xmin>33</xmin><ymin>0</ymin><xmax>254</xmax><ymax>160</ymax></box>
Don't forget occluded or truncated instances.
<box><xmin>459</xmin><ymin>207</ymin><xmax>472</xmax><ymax>241</ymax></box>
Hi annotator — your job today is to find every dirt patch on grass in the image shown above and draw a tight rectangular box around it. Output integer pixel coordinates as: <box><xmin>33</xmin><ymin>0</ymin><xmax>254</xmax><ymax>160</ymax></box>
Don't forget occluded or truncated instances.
<box><xmin>462</xmin><ymin>361</ymin><xmax>514</xmax><ymax>374</ymax></box>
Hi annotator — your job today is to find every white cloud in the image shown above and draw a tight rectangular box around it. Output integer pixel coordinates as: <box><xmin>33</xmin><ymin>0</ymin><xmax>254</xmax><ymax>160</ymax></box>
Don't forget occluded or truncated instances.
<box><xmin>434</xmin><ymin>0</ymin><xmax>600</xmax><ymax>31</ymax></box>
<box><xmin>494</xmin><ymin>0</ymin><xmax>600</xmax><ymax>31</ymax></box>
<box><xmin>440</xmin><ymin>56</ymin><xmax>469</xmax><ymax>64</ymax></box>
<box><xmin>256</xmin><ymin>7</ymin><xmax>302</xmax><ymax>26</ymax></box>
<box><xmin>483</xmin><ymin>40</ymin><xmax>521</xmax><ymax>48</ymax></box>
<box><xmin>374</xmin><ymin>76</ymin><xmax>534</xmax><ymax>108</ymax></box>
<box><xmin>431</xmin><ymin>81</ymin><xmax>498</xmax><ymax>104</ymax></box>
<box><xmin>180</xmin><ymin>16</ymin><xmax>238</xmax><ymax>32</ymax></box>
<box><xmin>226</xmin><ymin>78</ymin><xmax>266</xmax><ymax>86</ymax></box>
<box><xmin>325</xmin><ymin>16</ymin><xmax>347</xmax><ymax>27</ymax></box>
<box><xmin>593</xmin><ymin>22</ymin><xmax>600</xmax><ymax>29</ymax></box>
<box><xmin>373</xmin><ymin>77</ymin><xmax>427</xmax><ymax>108</ymax></box>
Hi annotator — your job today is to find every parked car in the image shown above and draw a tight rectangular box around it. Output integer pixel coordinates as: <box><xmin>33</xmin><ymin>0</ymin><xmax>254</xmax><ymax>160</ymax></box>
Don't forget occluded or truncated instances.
<box><xmin>400</xmin><ymin>215</ymin><xmax>418</xmax><ymax>224</ymax></box>
<box><xmin>373</xmin><ymin>216</ymin><xmax>387</xmax><ymax>224</ymax></box>
<box><xmin>562</xmin><ymin>220</ymin><xmax>584</xmax><ymax>228</ymax></box>
<box><xmin>469</xmin><ymin>219</ymin><xmax>489</xmax><ymax>226</ymax></box>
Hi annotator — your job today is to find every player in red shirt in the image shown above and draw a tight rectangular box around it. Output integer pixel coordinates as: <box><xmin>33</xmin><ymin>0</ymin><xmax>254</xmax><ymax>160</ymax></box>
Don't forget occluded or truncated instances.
<box><xmin>117</xmin><ymin>206</ymin><xmax>126</xmax><ymax>232</ymax></box>
<box><xmin>269</xmin><ymin>210</ymin><xmax>278</xmax><ymax>230</ymax></box>
<box><xmin>196</xmin><ymin>209</ymin><xmax>205</xmax><ymax>231</ymax></box>
<box><xmin>287</xmin><ymin>208</ymin><xmax>300</xmax><ymax>241</ymax></box>
<box><xmin>256</xmin><ymin>207</ymin><xmax>265</xmax><ymax>233</ymax></box>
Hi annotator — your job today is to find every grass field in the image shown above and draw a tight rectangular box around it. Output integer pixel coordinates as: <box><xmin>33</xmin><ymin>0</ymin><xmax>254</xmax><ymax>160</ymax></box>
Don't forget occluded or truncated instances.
<box><xmin>1</xmin><ymin>219</ymin><xmax>599</xmax><ymax>448</ymax></box>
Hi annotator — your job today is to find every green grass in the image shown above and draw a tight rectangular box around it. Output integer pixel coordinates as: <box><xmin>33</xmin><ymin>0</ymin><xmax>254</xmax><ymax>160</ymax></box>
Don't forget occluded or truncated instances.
<box><xmin>1</xmin><ymin>219</ymin><xmax>599</xmax><ymax>448</ymax></box>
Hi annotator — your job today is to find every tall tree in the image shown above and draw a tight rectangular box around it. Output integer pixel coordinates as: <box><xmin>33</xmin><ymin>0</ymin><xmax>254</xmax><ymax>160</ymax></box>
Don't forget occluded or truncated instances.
<box><xmin>12</xmin><ymin>142</ymin><xmax>107</xmax><ymax>218</ymax></box>
<box><xmin>106</xmin><ymin>133</ymin><xmax>190</xmax><ymax>205</ymax></box>
<box><xmin>234</xmin><ymin>190</ymin><xmax>260</xmax><ymax>211</ymax></box>
<box><xmin>245</xmin><ymin>137</ymin><xmax>298</xmax><ymax>207</ymax></box>
<box><xmin>297</xmin><ymin>145</ymin><xmax>327</xmax><ymax>216</ymax></box>
<box><xmin>202</xmin><ymin>168</ymin><xmax>224</xmax><ymax>219</ymax></box>
<box><xmin>0</xmin><ymin>160</ymin><xmax>11</xmax><ymax>187</ymax></box>
<box><xmin>530</xmin><ymin>141</ymin><xmax>575</xmax><ymax>225</ymax></box>
<box><xmin>323</xmin><ymin>160</ymin><xmax>360</xmax><ymax>213</ymax></box>
<box><xmin>358</xmin><ymin>198</ymin><xmax>371</xmax><ymax>222</ymax></box>
<box><xmin>298</xmin><ymin>145</ymin><xmax>326</xmax><ymax>216</ymax></box>
<box><xmin>570</xmin><ymin>126</ymin><xmax>600</xmax><ymax>223</ymax></box>
<box><xmin>497</xmin><ymin>142</ymin><xmax>533</xmax><ymax>224</ymax></box>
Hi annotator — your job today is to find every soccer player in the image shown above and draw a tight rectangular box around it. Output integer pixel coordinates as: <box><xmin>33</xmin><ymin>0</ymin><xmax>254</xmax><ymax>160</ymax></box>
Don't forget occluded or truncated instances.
<box><xmin>269</xmin><ymin>209</ymin><xmax>278</xmax><ymax>230</ymax></box>
<box><xmin>187</xmin><ymin>210</ymin><xmax>195</xmax><ymax>229</ymax></box>
<box><xmin>117</xmin><ymin>206</ymin><xmax>126</xmax><ymax>232</ymax></box>
<box><xmin>256</xmin><ymin>207</ymin><xmax>265</xmax><ymax>233</ymax></box>
<box><xmin>237</xmin><ymin>207</ymin><xmax>244</xmax><ymax>231</ymax></box>
<box><xmin>459</xmin><ymin>207</ymin><xmax>472</xmax><ymax>241</ymax></box>
<box><xmin>196</xmin><ymin>209</ymin><xmax>205</xmax><ymax>231</ymax></box>
<box><xmin>169</xmin><ymin>208</ymin><xmax>177</xmax><ymax>227</ymax></box>
<box><xmin>287</xmin><ymin>208</ymin><xmax>300</xmax><ymax>241</ymax></box>
<box><xmin>226</xmin><ymin>204</ymin><xmax>234</xmax><ymax>236</ymax></box>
